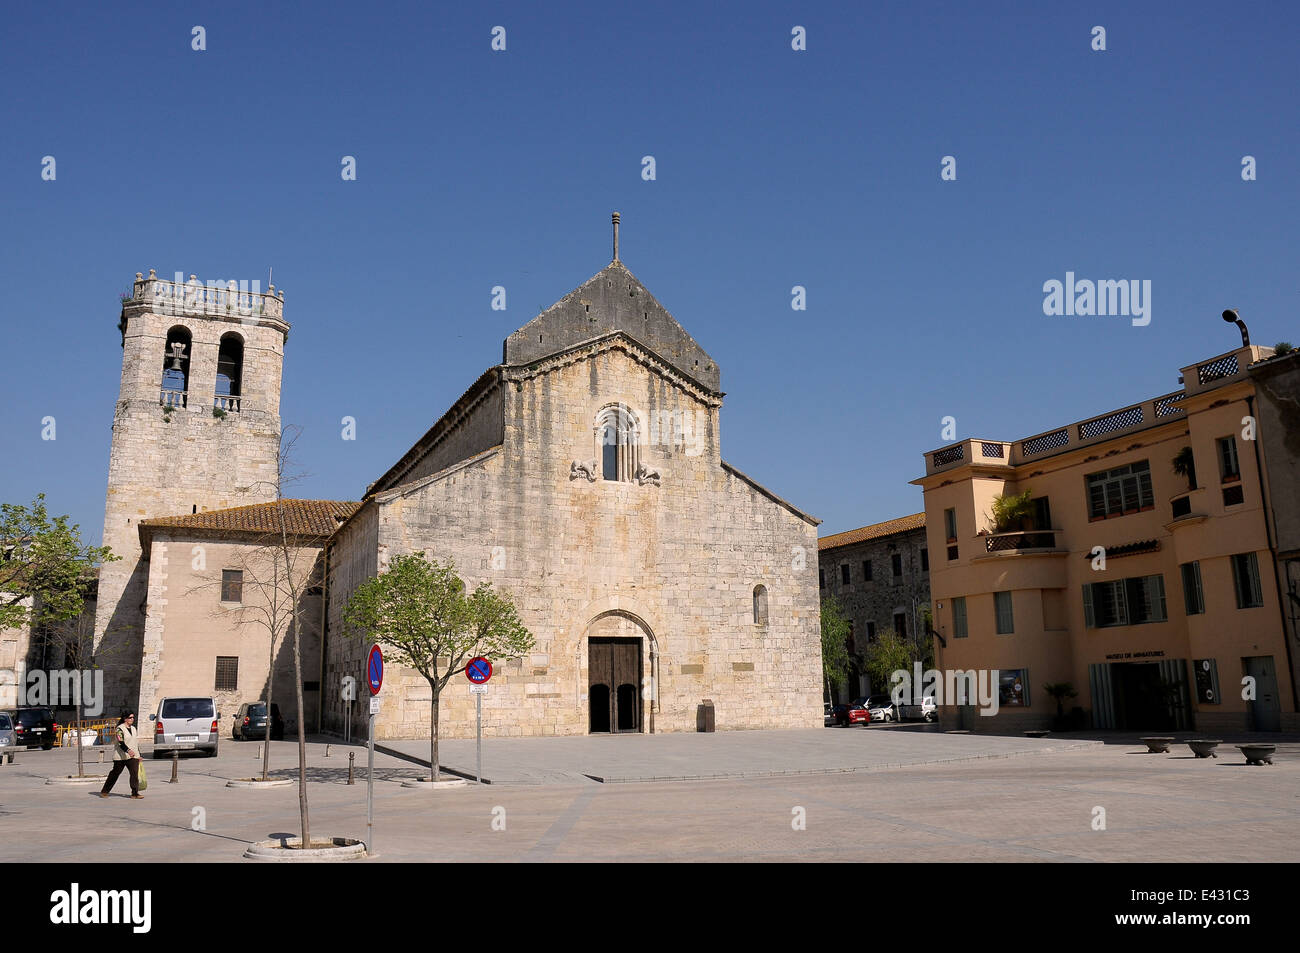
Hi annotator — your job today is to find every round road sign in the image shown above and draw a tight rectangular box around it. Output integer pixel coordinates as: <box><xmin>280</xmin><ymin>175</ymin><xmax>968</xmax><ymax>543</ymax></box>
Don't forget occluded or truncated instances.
<box><xmin>466</xmin><ymin>657</ymin><xmax>492</xmax><ymax>684</ymax></box>
<box><xmin>367</xmin><ymin>644</ymin><xmax>384</xmax><ymax>695</ymax></box>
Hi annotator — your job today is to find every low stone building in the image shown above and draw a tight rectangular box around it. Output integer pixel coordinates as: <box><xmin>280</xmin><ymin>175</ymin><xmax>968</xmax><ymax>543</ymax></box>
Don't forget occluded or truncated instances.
<box><xmin>134</xmin><ymin>500</ymin><xmax>358</xmax><ymax>730</ymax></box>
<box><xmin>817</xmin><ymin>513</ymin><xmax>931</xmax><ymax>699</ymax></box>
<box><xmin>322</xmin><ymin>232</ymin><xmax>824</xmax><ymax>739</ymax></box>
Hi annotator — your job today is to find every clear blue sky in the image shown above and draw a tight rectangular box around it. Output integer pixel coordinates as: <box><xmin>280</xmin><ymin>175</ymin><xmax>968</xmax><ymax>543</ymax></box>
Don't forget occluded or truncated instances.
<box><xmin>1</xmin><ymin>1</ymin><xmax>1296</xmax><ymax>546</ymax></box>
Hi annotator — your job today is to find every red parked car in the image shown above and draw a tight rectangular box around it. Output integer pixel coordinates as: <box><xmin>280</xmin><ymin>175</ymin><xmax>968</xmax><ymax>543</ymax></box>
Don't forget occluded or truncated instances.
<box><xmin>846</xmin><ymin>698</ymin><xmax>872</xmax><ymax>726</ymax></box>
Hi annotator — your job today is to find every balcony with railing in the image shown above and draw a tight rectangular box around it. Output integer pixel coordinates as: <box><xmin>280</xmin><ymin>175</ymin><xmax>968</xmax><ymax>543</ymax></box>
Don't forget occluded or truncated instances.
<box><xmin>160</xmin><ymin>389</ymin><xmax>187</xmax><ymax>409</ymax></box>
<box><xmin>983</xmin><ymin>529</ymin><xmax>1060</xmax><ymax>553</ymax></box>
<box><xmin>212</xmin><ymin>394</ymin><xmax>241</xmax><ymax>413</ymax></box>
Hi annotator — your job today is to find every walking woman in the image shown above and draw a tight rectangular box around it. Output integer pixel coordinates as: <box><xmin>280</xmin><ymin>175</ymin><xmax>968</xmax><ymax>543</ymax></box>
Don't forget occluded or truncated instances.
<box><xmin>99</xmin><ymin>712</ymin><xmax>143</xmax><ymax>799</ymax></box>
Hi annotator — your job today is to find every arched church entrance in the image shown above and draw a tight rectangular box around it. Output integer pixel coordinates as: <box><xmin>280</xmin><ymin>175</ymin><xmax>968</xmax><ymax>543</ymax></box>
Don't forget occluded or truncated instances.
<box><xmin>585</xmin><ymin>611</ymin><xmax>652</xmax><ymax>734</ymax></box>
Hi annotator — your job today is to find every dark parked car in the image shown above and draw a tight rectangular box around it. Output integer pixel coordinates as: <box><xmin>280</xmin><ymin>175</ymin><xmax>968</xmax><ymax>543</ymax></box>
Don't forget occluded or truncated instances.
<box><xmin>826</xmin><ymin>703</ymin><xmax>850</xmax><ymax>727</ymax></box>
<box><xmin>232</xmin><ymin>702</ymin><xmax>284</xmax><ymax>741</ymax></box>
<box><xmin>3</xmin><ymin>707</ymin><xmax>57</xmax><ymax>749</ymax></box>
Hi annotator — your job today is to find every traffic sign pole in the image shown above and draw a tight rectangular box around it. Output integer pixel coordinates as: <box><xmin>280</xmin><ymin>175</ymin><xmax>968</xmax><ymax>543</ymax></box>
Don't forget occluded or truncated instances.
<box><xmin>465</xmin><ymin>657</ymin><xmax>492</xmax><ymax>784</ymax></box>
<box><xmin>365</xmin><ymin>644</ymin><xmax>383</xmax><ymax>857</ymax></box>
<box><xmin>367</xmin><ymin>706</ymin><xmax>374</xmax><ymax>855</ymax></box>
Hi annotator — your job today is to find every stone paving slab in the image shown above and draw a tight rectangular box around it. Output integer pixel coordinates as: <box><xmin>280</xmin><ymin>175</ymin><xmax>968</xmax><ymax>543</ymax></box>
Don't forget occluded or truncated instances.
<box><xmin>373</xmin><ymin>724</ymin><xmax>1105</xmax><ymax>784</ymax></box>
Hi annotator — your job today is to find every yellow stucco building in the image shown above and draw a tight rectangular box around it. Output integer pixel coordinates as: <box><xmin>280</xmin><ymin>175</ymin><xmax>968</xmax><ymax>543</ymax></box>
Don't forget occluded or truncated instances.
<box><xmin>915</xmin><ymin>341</ymin><xmax>1298</xmax><ymax>733</ymax></box>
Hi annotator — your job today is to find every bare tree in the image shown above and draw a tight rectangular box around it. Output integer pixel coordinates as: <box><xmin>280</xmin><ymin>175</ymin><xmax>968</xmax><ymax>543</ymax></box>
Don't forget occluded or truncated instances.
<box><xmin>188</xmin><ymin>535</ymin><xmax>316</xmax><ymax>783</ymax></box>
<box><xmin>214</xmin><ymin>425</ymin><xmax>318</xmax><ymax>846</ymax></box>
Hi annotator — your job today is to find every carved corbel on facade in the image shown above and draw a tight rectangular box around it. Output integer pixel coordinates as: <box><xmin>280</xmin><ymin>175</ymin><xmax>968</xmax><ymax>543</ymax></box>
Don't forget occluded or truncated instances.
<box><xmin>635</xmin><ymin>463</ymin><xmax>662</xmax><ymax>486</ymax></box>
<box><xmin>570</xmin><ymin>460</ymin><xmax>598</xmax><ymax>482</ymax></box>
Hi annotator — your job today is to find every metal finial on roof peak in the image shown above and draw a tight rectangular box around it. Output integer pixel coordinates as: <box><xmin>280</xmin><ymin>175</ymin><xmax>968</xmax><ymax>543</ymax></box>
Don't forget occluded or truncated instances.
<box><xmin>612</xmin><ymin>211</ymin><xmax>620</xmax><ymax>262</ymax></box>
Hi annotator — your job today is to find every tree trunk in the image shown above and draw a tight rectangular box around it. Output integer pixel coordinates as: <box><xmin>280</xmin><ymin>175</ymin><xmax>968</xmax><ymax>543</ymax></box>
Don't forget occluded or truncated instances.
<box><xmin>430</xmin><ymin>681</ymin><xmax>440</xmax><ymax>782</ymax></box>
<box><xmin>290</xmin><ymin>613</ymin><xmax>309</xmax><ymax>847</ymax></box>
<box><xmin>262</xmin><ymin>622</ymin><xmax>276</xmax><ymax>782</ymax></box>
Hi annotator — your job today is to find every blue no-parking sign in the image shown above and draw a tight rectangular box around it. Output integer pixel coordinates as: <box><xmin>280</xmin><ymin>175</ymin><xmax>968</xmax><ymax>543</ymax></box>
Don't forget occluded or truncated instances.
<box><xmin>466</xmin><ymin>656</ymin><xmax>492</xmax><ymax>684</ymax></box>
<box><xmin>367</xmin><ymin>644</ymin><xmax>384</xmax><ymax>696</ymax></box>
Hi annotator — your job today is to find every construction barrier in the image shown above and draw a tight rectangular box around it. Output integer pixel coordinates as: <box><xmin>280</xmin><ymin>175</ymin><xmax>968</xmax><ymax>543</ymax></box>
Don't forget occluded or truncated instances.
<box><xmin>54</xmin><ymin>719</ymin><xmax>116</xmax><ymax>748</ymax></box>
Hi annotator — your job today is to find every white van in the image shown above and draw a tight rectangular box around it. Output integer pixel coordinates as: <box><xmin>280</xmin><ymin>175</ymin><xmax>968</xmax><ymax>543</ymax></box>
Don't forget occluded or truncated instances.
<box><xmin>150</xmin><ymin>697</ymin><xmax>220</xmax><ymax>757</ymax></box>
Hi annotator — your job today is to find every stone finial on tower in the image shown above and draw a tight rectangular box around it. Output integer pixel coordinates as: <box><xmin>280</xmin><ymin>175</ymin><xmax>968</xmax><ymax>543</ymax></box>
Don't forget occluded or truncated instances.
<box><xmin>612</xmin><ymin>211</ymin><xmax>620</xmax><ymax>262</ymax></box>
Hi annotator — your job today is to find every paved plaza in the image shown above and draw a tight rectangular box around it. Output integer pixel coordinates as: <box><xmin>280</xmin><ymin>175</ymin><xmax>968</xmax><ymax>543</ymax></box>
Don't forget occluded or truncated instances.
<box><xmin>3</xmin><ymin>728</ymin><xmax>1296</xmax><ymax>863</ymax></box>
<box><xmin>375</xmin><ymin>723</ymin><xmax>1104</xmax><ymax>783</ymax></box>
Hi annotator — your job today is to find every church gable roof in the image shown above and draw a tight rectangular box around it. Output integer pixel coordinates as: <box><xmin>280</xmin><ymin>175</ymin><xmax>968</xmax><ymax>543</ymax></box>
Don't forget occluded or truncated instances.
<box><xmin>503</xmin><ymin>260</ymin><xmax>721</xmax><ymax>394</ymax></box>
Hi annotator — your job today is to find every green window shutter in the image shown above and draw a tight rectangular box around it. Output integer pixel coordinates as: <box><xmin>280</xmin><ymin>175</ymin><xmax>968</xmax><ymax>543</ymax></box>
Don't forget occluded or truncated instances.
<box><xmin>1150</xmin><ymin>574</ymin><xmax>1167</xmax><ymax>622</ymax></box>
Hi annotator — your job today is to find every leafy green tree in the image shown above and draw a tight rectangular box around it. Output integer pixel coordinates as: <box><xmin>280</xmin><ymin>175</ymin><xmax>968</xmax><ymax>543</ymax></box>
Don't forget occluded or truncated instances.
<box><xmin>820</xmin><ymin>596</ymin><xmax>852</xmax><ymax>703</ymax></box>
<box><xmin>343</xmin><ymin>553</ymin><xmax>534</xmax><ymax>781</ymax></box>
<box><xmin>863</xmin><ymin>629</ymin><xmax>916</xmax><ymax>700</ymax></box>
<box><xmin>0</xmin><ymin>495</ymin><xmax>115</xmax><ymax>631</ymax></box>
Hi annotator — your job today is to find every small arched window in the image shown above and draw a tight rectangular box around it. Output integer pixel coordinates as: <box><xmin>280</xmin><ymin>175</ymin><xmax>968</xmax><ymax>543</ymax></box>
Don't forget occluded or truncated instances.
<box><xmin>161</xmin><ymin>326</ymin><xmax>192</xmax><ymax>408</ymax></box>
<box><xmin>594</xmin><ymin>404</ymin><xmax>640</xmax><ymax>482</ymax></box>
<box><xmin>215</xmin><ymin>332</ymin><xmax>244</xmax><ymax>412</ymax></box>
<box><xmin>753</xmin><ymin>584</ymin><xmax>769</xmax><ymax>626</ymax></box>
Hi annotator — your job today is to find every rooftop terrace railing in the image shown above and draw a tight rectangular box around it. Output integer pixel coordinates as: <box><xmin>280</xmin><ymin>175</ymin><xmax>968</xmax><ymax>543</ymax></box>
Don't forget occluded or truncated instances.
<box><xmin>128</xmin><ymin>270</ymin><xmax>285</xmax><ymax>320</ymax></box>
<box><xmin>922</xmin><ymin>346</ymin><xmax>1272</xmax><ymax>477</ymax></box>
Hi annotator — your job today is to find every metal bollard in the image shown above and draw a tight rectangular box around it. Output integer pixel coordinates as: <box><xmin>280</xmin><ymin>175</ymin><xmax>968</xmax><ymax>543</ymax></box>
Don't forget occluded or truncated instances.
<box><xmin>255</xmin><ymin>745</ymin><xmax>262</xmax><ymax>760</ymax></box>
<box><xmin>169</xmin><ymin>749</ymin><xmax>179</xmax><ymax>783</ymax></box>
<box><xmin>348</xmin><ymin>751</ymin><xmax>355</xmax><ymax>785</ymax></box>
<box><xmin>325</xmin><ymin>744</ymin><xmax>331</xmax><ymax>758</ymax></box>
<box><xmin>98</xmin><ymin>749</ymin><xmax>105</xmax><ymax>763</ymax></box>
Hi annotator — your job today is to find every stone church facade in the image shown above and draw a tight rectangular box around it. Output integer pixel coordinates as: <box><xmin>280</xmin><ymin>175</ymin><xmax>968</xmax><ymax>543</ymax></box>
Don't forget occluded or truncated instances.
<box><xmin>91</xmin><ymin>225</ymin><xmax>824</xmax><ymax>736</ymax></box>
<box><xmin>323</xmin><ymin>247</ymin><xmax>824</xmax><ymax>738</ymax></box>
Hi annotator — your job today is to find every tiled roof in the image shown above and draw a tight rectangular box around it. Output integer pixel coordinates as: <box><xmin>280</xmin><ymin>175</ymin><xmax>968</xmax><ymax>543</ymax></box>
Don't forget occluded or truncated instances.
<box><xmin>139</xmin><ymin>500</ymin><xmax>361</xmax><ymax>538</ymax></box>
<box><xmin>818</xmin><ymin>512</ymin><xmax>926</xmax><ymax>551</ymax></box>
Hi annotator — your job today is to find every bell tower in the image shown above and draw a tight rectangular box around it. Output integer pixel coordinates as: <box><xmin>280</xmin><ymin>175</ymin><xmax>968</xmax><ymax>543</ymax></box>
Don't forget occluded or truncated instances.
<box><xmin>93</xmin><ymin>271</ymin><xmax>289</xmax><ymax>713</ymax></box>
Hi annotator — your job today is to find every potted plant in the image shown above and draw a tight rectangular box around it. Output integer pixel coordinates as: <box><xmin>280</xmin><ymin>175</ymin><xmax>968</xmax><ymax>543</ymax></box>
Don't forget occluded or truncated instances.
<box><xmin>1043</xmin><ymin>682</ymin><xmax>1077</xmax><ymax>730</ymax></box>
<box><xmin>1171</xmin><ymin>445</ymin><xmax>1196</xmax><ymax>490</ymax></box>
<box><xmin>989</xmin><ymin>489</ymin><xmax>1034</xmax><ymax>533</ymax></box>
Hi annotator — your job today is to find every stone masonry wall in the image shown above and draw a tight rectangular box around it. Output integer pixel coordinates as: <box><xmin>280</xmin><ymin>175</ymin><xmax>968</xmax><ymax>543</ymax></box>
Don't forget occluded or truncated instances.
<box><xmin>818</xmin><ymin>529</ymin><xmax>931</xmax><ymax>695</ymax></box>
<box><xmin>138</xmin><ymin>533</ymin><xmax>324</xmax><ymax>731</ymax></box>
<box><xmin>94</xmin><ymin>299</ymin><xmax>284</xmax><ymax>713</ymax></box>
<box><xmin>324</xmin><ymin>342</ymin><xmax>823</xmax><ymax>739</ymax></box>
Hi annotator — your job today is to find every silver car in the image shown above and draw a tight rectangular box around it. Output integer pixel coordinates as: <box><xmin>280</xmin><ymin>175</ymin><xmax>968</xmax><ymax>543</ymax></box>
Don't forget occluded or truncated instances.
<box><xmin>0</xmin><ymin>712</ymin><xmax>15</xmax><ymax>750</ymax></box>
<box><xmin>150</xmin><ymin>696</ymin><xmax>220</xmax><ymax>757</ymax></box>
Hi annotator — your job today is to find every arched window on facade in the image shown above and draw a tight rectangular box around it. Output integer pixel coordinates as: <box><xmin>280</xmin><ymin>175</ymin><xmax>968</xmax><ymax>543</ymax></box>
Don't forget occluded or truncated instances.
<box><xmin>215</xmin><ymin>332</ymin><xmax>244</xmax><ymax>412</ymax></box>
<box><xmin>753</xmin><ymin>584</ymin><xmax>769</xmax><ymax>626</ymax></box>
<box><xmin>595</xmin><ymin>404</ymin><xmax>640</xmax><ymax>482</ymax></box>
<box><xmin>161</xmin><ymin>326</ymin><xmax>192</xmax><ymax>408</ymax></box>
